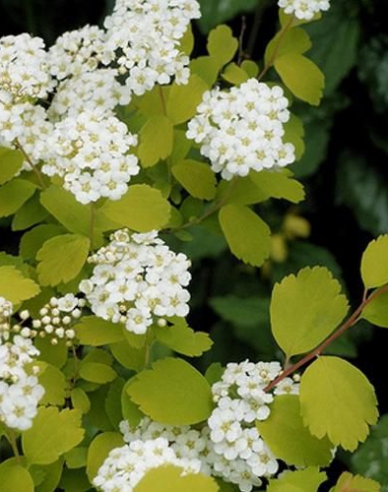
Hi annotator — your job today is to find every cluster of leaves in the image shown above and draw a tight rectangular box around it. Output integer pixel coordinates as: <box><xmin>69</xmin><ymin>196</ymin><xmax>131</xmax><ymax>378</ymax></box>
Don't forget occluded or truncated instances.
<box><xmin>0</xmin><ymin>1</ymin><xmax>387</xmax><ymax>491</ymax></box>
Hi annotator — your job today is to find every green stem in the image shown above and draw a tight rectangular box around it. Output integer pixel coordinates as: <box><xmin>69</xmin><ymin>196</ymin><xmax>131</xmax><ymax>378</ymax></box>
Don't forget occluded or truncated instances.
<box><xmin>258</xmin><ymin>16</ymin><xmax>294</xmax><ymax>81</ymax></box>
<box><xmin>89</xmin><ymin>202</ymin><xmax>95</xmax><ymax>251</ymax></box>
<box><xmin>158</xmin><ymin>86</ymin><xmax>167</xmax><ymax>115</ymax></box>
<box><xmin>264</xmin><ymin>283</ymin><xmax>388</xmax><ymax>392</ymax></box>
<box><xmin>6</xmin><ymin>428</ymin><xmax>21</xmax><ymax>464</ymax></box>
<box><xmin>237</xmin><ymin>16</ymin><xmax>247</xmax><ymax>64</ymax></box>
<box><xmin>14</xmin><ymin>139</ymin><xmax>46</xmax><ymax>189</ymax></box>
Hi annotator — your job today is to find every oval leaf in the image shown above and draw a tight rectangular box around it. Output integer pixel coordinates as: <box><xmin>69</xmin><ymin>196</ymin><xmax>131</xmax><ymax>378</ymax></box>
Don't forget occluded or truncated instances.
<box><xmin>361</xmin><ymin>235</ymin><xmax>388</xmax><ymax>289</ymax></box>
<box><xmin>0</xmin><ymin>179</ymin><xmax>36</xmax><ymax>218</ymax></box>
<box><xmin>75</xmin><ymin>316</ymin><xmax>125</xmax><ymax>346</ymax></box>
<box><xmin>138</xmin><ymin>115</ymin><xmax>174</xmax><ymax>167</ymax></box>
<box><xmin>172</xmin><ymin>160</ymin><xmax>217</xmax><ymax>200</ymax></box>
<box><xmin>0</xmin><ymin>265</ymin><xmax>40</xmax><ymax>304</ymax></box>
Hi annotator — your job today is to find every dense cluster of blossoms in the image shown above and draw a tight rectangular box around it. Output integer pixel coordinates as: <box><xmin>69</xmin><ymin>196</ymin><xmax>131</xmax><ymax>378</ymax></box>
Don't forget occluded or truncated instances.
<box><xmin>94</xmin><ymin>361</ymin><xmax>300</xmax><ymax>492</ymax></box>
<box><xmin>186</xmin><ymin>79</ymin><xmax>295</xmax><ymax>180</ymax></box>
<box><xmin>0</xmin><ymin>298</ymin><xmax>45</xmax><ymax>431</ymax></box>
<box><xmin>278</xmin><ymin>0</ymin><xmax>330</xmax><ymax>20</ymax></box>
<box><xmin>79</xmin><ymin>230</ymin><xmax>191</xmax><ymax>335</ymax></box>
<box><xmin>103</xmin><ymin>0</ymin><xmax>201</xmax><ymax>95</ymax></box>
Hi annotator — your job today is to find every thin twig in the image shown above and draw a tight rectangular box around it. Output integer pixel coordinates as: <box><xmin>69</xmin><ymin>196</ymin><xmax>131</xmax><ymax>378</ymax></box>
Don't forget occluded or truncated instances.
<box><xmin>14</xmin><ymin>139</ymin><xmax>46</xmax><ymax>189</ymax></box>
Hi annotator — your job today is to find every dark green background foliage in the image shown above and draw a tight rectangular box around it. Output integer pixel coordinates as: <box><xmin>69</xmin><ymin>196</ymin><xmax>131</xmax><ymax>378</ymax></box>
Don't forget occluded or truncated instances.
<box><xmin>1</xmin><ymin>0</ymin><xmax>387</xmax><ymax>487</ymax></box>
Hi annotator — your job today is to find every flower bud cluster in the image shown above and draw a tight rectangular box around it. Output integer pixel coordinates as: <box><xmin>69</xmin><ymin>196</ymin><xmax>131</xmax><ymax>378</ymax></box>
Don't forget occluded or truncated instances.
<box><xmin>41</xmin><ymin>111</ymin><xmax>139</xmax><ymax>204</ymax></box>
<box><xmin>0</xmin><ymin>326</ymin><xmax>45</xmax><ymax>431</ymax></box>
<box><xmin>278</xmin><ymin>0</ymin><xmax>330</xmax><ymax>20</ymax></box>
<box><xmin>186</xmin><ymin>78</ymin><xmax>295</xmax><ymax>180</ymax></box>
<box><xmin>95</xmin><ymin>360</ymin><xmax>299</xmax><ymax>492</ymax></box>
<box><xmin>80</xmin><ymin>230</ymin><xmax>191</xmax><ymax>335</ymax></box>
<box><xmin>103</xmin><ymin>0</ymin><xmax>201</xmax><ymax>95</ymax></box>
<box><xmin>0</xmin><ymin>297</ymin><xmax>13</xmax><ymax>340</ymax></box>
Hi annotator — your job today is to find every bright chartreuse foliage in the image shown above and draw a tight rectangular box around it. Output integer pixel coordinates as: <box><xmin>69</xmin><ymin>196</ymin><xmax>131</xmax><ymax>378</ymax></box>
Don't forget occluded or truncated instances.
<box><xmin>248</xmin><ymin>170</ymin><xmax>305</xmax><ymax>203</ymax></box>
<box><xmin>219</xmin><ymin>203</ymin><xmax>271</xmax><ymax>266</ymax></box>
<box><xmin>172</xmin><ymin>159</ymin><xmax>217</xmax><ymax>200</ymax></box>
<box><xmin>0</xmin><ymin>147</ymin><xmax>24</xmax><ymax>184</ymax></box>
<box><xmin>362</xmin><ymin>291</ymin><xmax>388</xmax><ymax>328</ymax></box>
<box><xmin>153</xmin><ymin>317</ymin><xmax>213</xmax><ymax>356</ymax></box>
<box><xmin>0</xmin><ymin>265</ymin><xmax>40</xmax><ymax>303</ymax></box>
<box><xmin>221</xmin><ymin>62</ymin><xmax>249</xmax><ymax>85</ymax></box>
<box><xmin>270</xmin><ymin>266</ymin><xmax>349</xmax><ymax>357</ymax></box>
<box><xmin>38</xmin><ymin>362</ymin><xmax>66</xmax><ymax>406</ymax></box>
<box><xmin>0</xmin><ymin>178</ymin><xmax>36</xmax><ymax>218</ymax></box>
<box><xmin>257</xmin><ymin>394</ymin><xmax>333</xmax><ymax>467</ymax></box>
<box><xmin>127</xmin><ymin>357</ymin><xmax>214</xmax><ymax>425</ymax></box>
<box><xmin>19</xmin><ymin>224</ymin><xmax>65</xmax><ymax>260</ymax></box>
<box><xmin>332</xmin><ymin>472</ymin><xmax>381</xmax><ymax>492</ymax></box>
<box><xmin>265</xmin><ymin>27</ymin><xmax>312</xmax><ymax>65</ymax></box>
<box><xmin>134</xmin><ymin>465</ymin><xmax>219</xmax><ymax>492</ymax></box>
<box><xmin>0</xmin><ymin>459</ymin><xmax>34</xmax><ymax>492</ymax></box>
<box><xmin>12</xmin><ymin>193</ymin><xmax>49</xmax><ymax>231</ymax></box>
<box><xmin>22</xmin><ymin>407</ymin><xmax>84</xmax><ymax>465</ymax></box>
<box><xmin>86</xmin><ymin>432</ymin><xmax>124</xmax><ymax>482</ymax></box>
<box><xmin>138</xmin><ymin>115</ymin><xmax>174</xmax><ymax>167</ymax></box>
<box><xmin>207</xmin><ymin>25</ymin><xmax>238</xmax><ymax>68</ymax></box>
<box><xmin>300</xmin><ymin>356</ymin><xmax>379</xmax><ymax>451</ymax></box>
<box><xmin>267</xmin><ymin>467</ymin><xmax>327</xmax><ymax>491</ymax></box>
<box><xmin>109</xmin><ymin>340</ymin><xmax>146</xmax><ymax>371</ymax></box>
<box><xmin>75</xmin><ymin>316</ymin><xmax>125</xmax><ymax>346</ymax></box>
<box><xmin>36</xmin><ymin>234</ymin><xmax>90</xmax><ymax>286</ymax></box>
<box><xmin>71</xmin><ymin>388</ymin><xmax>91</xmax><ymax>415</ymax></box>
<box><xmin>79</xmin><ymin>362</ymin><xmax>117</xmax><ymax>384</ymax></box>
<box><xmin>361</xmin><ymin>235</ymin><xmax>388</xmax><ymax>289</ymax></box>
<box><xmin>101</xmin><ymin>184</ymin><xmax>171</xmax><ymax>232</ymax></box>
<box><xmin>166</xmin><ymin>75</ymin><xmax>208</xmax><ymax>124</ymax></box>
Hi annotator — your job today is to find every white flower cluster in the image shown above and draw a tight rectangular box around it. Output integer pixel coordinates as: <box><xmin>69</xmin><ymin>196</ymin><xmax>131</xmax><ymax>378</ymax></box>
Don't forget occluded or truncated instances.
<box><xmin>95</xmin><ymin>360</ymin><xmax>300</xmax><ymax>492</ymax></box>
<box><xmin>0</xmin><ymin>320</ymin><xmax>44</xmax><ymax>431</ymax></box>
<box><xmin>278</xmin><ymin>0</ymin><xmax>330</xmax><ymax>20</ymax></box>
<box><xmin>80</xmin><ymin>230</ymin><xmax>191</xmax><ymax>335</ymax></box>
<box><xmin>41</xmin><ymin>111</ymin><xmax>139</xmax><ymax>204</ymax></box>
<box><xmin>94</xmin><ymin>434</ymin><xmax>202</xmax><ymax>491</ymax></box>
<box><xmin>103</xmin><ymin>0</ymin><xmax>201</xmax><ymax>95</ymax></box>
<box><xmin>186</xmin><ymin>78</ymin><xmax>295</xmax><ymax>180</ymax></box>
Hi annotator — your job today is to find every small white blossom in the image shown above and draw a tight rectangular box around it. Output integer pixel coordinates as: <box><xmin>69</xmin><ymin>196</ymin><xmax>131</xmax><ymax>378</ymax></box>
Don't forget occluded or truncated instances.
<box><xmin>278</xmin><ymin>0</ymin><xmax>330</xmax><ymax>20</ymax></box>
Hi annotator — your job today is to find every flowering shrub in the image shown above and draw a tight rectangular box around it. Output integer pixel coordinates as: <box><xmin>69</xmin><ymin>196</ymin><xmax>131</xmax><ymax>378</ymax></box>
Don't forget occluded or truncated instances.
<box><xmin>0</xmin><ymin>0</ymin><xmax>385</xmax><ymax>490</ymax></box>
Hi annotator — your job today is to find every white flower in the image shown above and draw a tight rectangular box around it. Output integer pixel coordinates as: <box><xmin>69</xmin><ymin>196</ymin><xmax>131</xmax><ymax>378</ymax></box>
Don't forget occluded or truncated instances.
<box><xmin>278</xmin><ymin>0</ymin><xmax>330</xmax><ymax>20</ymax></box>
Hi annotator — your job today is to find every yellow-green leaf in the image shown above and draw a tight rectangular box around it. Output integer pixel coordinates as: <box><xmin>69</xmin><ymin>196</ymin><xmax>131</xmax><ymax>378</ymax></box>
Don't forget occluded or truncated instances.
<box><xmin>127</xmin><ymin>357</ymin><xmax>214</xmax><ymax>425</ymax></box>
<box><xmin>22</xmin><ymin>407</ymin><xmax>84</xmax><ymax>465</ymax></box>
<box><xmin>19</xmin><ymin>224</ymin><xmax>65</xmax><ymax>260</ymax></box>
<box><xmin>110</xmin><ymin>340</ymin><xmax>146</xmax><ymax>371</ymax></box>
<box><xmin>249</xmin><ymin>169</ymin><xmax>305</xmax><ymax>204</ymax></box>
<box><xmin>221</xmin><ymin>63</ymin><xmax>249</xmax><ymax>85</ymax></box>
<box><xmin>0</xmin><ymin>147</ymin><xmax>24</xmax><ymax>184</ymax></box>
<box><xmin>361</xmin><ymin>235</ymin><xmax>388</xmax><ymax>289</ymax></box>
<box><xmin>38</xmin><ymin>362</ymin><xmax>66</xmax><ymax>406</ymax></box>
<box><xmin>300</xmin><ymin>356</ymin><xmax>379</xmax><ymax>451</ymax></box>
<box><xmin>166</xmin><ymin>75</ymin><xmax>208</xmax><ymax>125</ymax></box>
<box><xmin>190</xmin><ymin>56</ymin><xmax>220</xmax><ymax>87</ymax></box>
<box><xmin>12</xmin><ymin>193</ymin><xmax>49</xmax><ymax>231</ymax></box>
<box><xmin>267</xmin><ymin>467</ymin><xmax>327</xmax><ymax>492</ymax></box>
<box><xmin>0</xmin><ymin>459</ymin><xmax>34</xmax><ymax>492</ymax></box>
<box><xmin>362</xmin><ymin>291</ymin><xmax>388</xmax><ymax>328</ymax></box>
<box><xmin>257</xmin><ymin>395</ymin><xmax>333</xmax><ymax>467</ymax></box>
<box><xmin>0</xmin><ymin>178</ymin><xmax>36</xmax><ymax>217</ymax></box>
<box><xmin>134</xmin><ymin>465</ymin><xmax>219</xmax><ymax>492</ymax></box>
<box><xmin>332</xmin><ymin>472</ymin><xmax>381</xmax><ymax>492</ymax></box>
<box><xmin>36</xmin><ymin>234</ymin><xmax>90</xmax><ymax>286</ymax></box>
<box><xmin>172</xmin><ymin>160</ymin><xmax>217</xmax><ymax>200</ymax></box>
<box><xmin>283</xmin><ymin>114</ymin><xmax>305</xmax><ymax>160</ymax></box>
<box><xmin>219</xmin><ymin>204</ymin><xmax>271</xmax><ymax>267</ymax></box>
<box><xmin>74</xmin><ymin>316</ymin><xmax>125</xmax><ymax>346</ymax></box>
<box><xmin>274</xmin><ymin>53</ymin><xmax>324</xmax><ymax>105</ymax></box>
<box><xmin>71</xmin><ymin>388</ymin><xmax>91</xmax><ymax>414</ymax></box>
<box><xmin>265</xmin><ymin>27</ymin><xmax>311</xmax><ymax>65</ymax></box>
<box><xmin>138</xmin><ymin>115</ymin><xmax>174</xmax><ymax>167</ymax></box>
<box><xmin>207</xmin><ymin>25</ymin><xmax>238</xmax><ymax>68</ymax></box>
<box><xmin>86</xmin><ymin>432</ymin><xmax>124</xmax><ymax>482</ymax></box>
<box><xmin>101</xmin><ymin>184</ymin><xmax>171</xmax><ymax>232</ymax></box>
<box><xmin>270</xmin><ymin>266</ymin><xmax>349</xmax><ymax>357</ymax></box>
<box><xmin>79</xmin><ymin>362</ymin><xmax>117</xmax><ymax>384</ymax></box>
<box><xmin>0</xmin><ymin>265</ymin><xmax>40</xmax><ymax>304</ymax></box>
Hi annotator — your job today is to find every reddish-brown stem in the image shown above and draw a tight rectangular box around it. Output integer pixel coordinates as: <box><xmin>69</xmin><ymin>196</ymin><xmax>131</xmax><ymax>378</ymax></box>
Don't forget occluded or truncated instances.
<box><xmin>264</xmin><ymin>283</ymin><xmax>388</xmax><ymax>392</ymax></box>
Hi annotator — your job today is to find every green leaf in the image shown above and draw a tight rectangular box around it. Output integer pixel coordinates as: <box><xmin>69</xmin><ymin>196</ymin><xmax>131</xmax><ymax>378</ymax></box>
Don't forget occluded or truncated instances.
<box><xmin>270</xmin><ymin>267</ymin><xmax>349</xmax><ymax>357</ymax></box>
<box><xmin>179</xmin><ymin>25</ymin><xmax>194</xmax><ymax>56</ymax></box>
<box><xmin>274</xmin><ymin>53</ymin><xmax>324</xmax><ymax>105</ymax></box>
<box><xmin>362</xmin><ymin>291</ymin><xmax>388</xmax><ymax>328</ymax></box>
<box><xmin>0</xmin><ymin>147</ymin><xmax>24</xmax><ymax>184</ymax></box>
<box><xmin>127</xmin><ymin>357</ymin><xmax>214</xmax><ymax>425</ymax></box>
<box><xmin>71</xmin><ymin>388</ymin><xmax>91</xmax><ymax>414</ymax></box>
<box><xmin>207</xmin><ymin>25</ymin><xmax>238</xmax><ymax>68</ymax></box>
<box><xmin>351</xmin><ymin>414</ymin><xmax>388</xmax><ymax>488</ymax></box>
<box><xmin>64</xmin><ymin>447</ymin><xmax>87</xmax><ymax>469</ymax></box>
<box><xmin>22</xmin><ymin>407</ymin><xmax>84</xmax><ymax>465</ymax></box>
<box><xmin>134</xmin><ymin>465</ymin><xmax>219</xmax><ymax>492</ymax></box>
<box><xmin>332</xmin><ymin>472</ymin><xmax>381</xmax><ymax>492</ymax></box>
<box><xmin>12</xmin><ymin>193</ymin><xmax>48</xmax><ymax>231</ymax></box>
<box><xmin>249</xmin><ymin>170</ymin><xmax>305</xmax><ymax>204</ymax></box>
<box><xmin>197</xmin><ymin>0</ymin><xmax>257</xmax><ymax>33</ymax></box>
<box><xmin>58</xmin><ymin>468</ymin><xmax>91</xmax><ymax>492</ymax></box>
<box><xmin>172</xmin><ymin>160</ymin><xmax>217</xmax><ymax>200</ymax></box>
<box><xmin>105</xmin><ymin>377</ymin><xmax>125</xmax><ymax>427</ymax></box>
<box><xmin>79</xmin><ymin>362</ymin><xmax>117</xmax><ymax>384</ymax></box>
<box><xmin>86</xmin><ymin>432</ymin><xmax>124</xmax><ymax>482</ymax></box>
<box><xmin>190</xmin><ymin>56</ymin><xmax>220</xmax><ymax>87</ymax></box>
<box><xmin>267</xmin><ymin>467</ymin><xmax>327</xmax><ymax>492</ymax></box>
<box><xmin>19</xmin><ymin>224</ymin><xmax>65</xmax><ymax>260</ymax></box>
<box><xmin>38</xmin><ymin>362</ymin><xmax>66</xmax><ymax>406</ymax></box>
<box><xmin>0</xmin><ymin>265</ymin><xmax>40</xmax><ymax>304</ymax></box>
<box><xmin>138</xmin><ymin>115</ymin><xmax>174</xmax><ymax>167</ymax></box>
<box><xmin>34</xmin><ymin>336</ymin><xmax>68</xmax><ymax>369</ymax></box>
<box><xmin>361</xmin><ymin>235</ymin><xmax>388</xmax><ymax>289</ymax></box>
<box><xmin>0</xmin><ymin>178</ymin><xmax>36</xmax><ymax>217</ymax></box>
<box><xmin>221</xmin><ymin>62</ymin><xmax>249</xmax><ymax>86</ymax></box>
<box><xmin>166</xmin><ymin>75</ymin><xmax>208</xmax><ymax>125</ymax></box>
<box><xmin>265</xmin><ymin>27</ymin><xmax>312</xmax><ymax>65</ymax></box>
<box><xmin>110</xmin><ymin>340</ymin><xmax>146</xmax><ymax>371</ymax></box>
<box><xmin>0</xmin><ymin>459</ymin><xmax>35</xmax><ymax>492</ymax></box>
<box><xmin>101</xmin><ymin>184</ymin><xmax>171</xmax><ymax>232</ymax></box>
<box><xmin>219</xmin><ymin>204</ymin><xmax>271</xmax><ymax>267</ymax></box>
<box><xmin>34</xmin><ymin>461</ymin><xmax>63</xmax><ymax>492</ymax></box>
<box><xmin>210</xmin><ymin>295</ymin><xmax>269</xmax><ymax>328</ymax></box>
<box><xmin>36</xmin><ymin>234</ymin><xmax>90</xmax><ymax>286</ymax></box>
<box><xmin>153</xmin><ymin>317</ymin><xmax>213</xmax><ymax>357</ymax></box>
<box><xmin>75</xmin><ymin>316</ymin><xmax>125</xmax><ymax>346</ymax></box>
<box><xmin>122</xmin><ymin>379</ymin><xmax>144</xmax><ymax>426</ymax></box>
<box><xmin>257</xmin><ymin>395</ymin><xmax>333</xmax><ymax>467</ymax></box>
<box><xmin>283</xmin><ymin>114</ymin><xmax>305</xmax><ymax>161</ymax></box>
<box><xmin>300</xmin><ymin>356</ymin><xmax>379</xmax><ymax>451</ymax></box>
